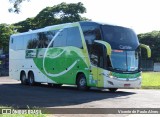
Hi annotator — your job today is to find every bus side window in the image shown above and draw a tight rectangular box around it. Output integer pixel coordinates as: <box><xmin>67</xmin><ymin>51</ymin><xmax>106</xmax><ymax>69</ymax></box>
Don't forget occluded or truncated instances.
<box><xmin>10</xmin><ymin>37</ymin><xmax>16</xmax><ymax>50</ymax></box>
<box><xmin>90</xmin><ymin>44</ymin><xmax>98</xmax><ymax>66</ymax></box>
<box><xmin>53</xmin><ymin>29</ymin><xmax>67</xmax><ymax>47</ymax></box>
<box><xmin>66</xmin><ymin>27</ymin><xmax>82</xmax><ymax>49</ymax></box>
<box><xmin>11</xmin><ymin>38</ymin><xmax>14</xmax><ymax>43</ymax></box>
<box><xmin>37</xmin><ymin>32</ymin><xmax>49</xmax><ymax>48</ymax></box>
<box><xmin>26</xmin><ymin>34</ymin><xmax>37</xmax><ymax>49</ymax></box>
<box><xmin>90</xmin><ymin>44</ymin><xmax>104</xmax><ymax>68</ymax></box>
<box><xmin>81</xmin><ymin>26</ymin><xmax>101</xmax><ymax>57</ymax></box>
<box><xmin>11</xmin><ymin>36</ymin><xmax>24</xmax><ymax>50</ymax></box>
<box><xmin>45</xmin><ymin>31</ymin><xmax>55</xmax><ymax>48</ymax></box>
<box><xmin>82</xmin><ymin>26</ymin><xmax>101</xmax><ymax>44</ymax></box>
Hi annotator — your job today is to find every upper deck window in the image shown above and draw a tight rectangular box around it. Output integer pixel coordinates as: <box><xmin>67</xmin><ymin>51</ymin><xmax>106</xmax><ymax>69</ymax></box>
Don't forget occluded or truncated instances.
<box><xmin>101</xmin><ymin>25</ymin><xmax>139</xmax><ymax>50</ymax></box>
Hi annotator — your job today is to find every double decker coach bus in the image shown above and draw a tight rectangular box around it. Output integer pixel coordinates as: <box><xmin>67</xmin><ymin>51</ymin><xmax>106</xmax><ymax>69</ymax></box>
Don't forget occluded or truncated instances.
<box><xmin>9</xmin><ymin>21</ymin><xmax>151</xmax><ymax>92</ymax></box>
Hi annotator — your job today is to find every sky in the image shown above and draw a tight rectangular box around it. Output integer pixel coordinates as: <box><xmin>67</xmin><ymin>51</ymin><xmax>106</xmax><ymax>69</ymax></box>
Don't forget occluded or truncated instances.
<box><xmin>1</xmin><ymin>0</ymin><xmax>160</xmax><ymax>34</ymax></box>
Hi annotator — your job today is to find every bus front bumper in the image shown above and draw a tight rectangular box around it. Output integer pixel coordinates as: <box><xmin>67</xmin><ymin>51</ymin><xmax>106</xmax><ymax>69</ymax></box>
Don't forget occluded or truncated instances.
<box><xmin>103</xmin><ymin>77</ymin><xmax>141</xmax><ymax>88</ymax></box>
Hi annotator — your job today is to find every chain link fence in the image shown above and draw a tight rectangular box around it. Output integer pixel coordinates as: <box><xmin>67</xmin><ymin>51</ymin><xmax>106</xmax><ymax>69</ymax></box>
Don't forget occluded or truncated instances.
<box><xmin>140</xmin><ymin>59</ymin><xmax>154</xmax><ymax>71</ymax></box>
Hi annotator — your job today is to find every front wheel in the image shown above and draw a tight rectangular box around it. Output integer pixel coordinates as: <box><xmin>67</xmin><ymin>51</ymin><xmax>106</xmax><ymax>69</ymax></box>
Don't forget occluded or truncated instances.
<box><xmin>108</xmin><ymin>88</ymin><xmax>118</xmax><ymax>92</ymax></box>
<box><xmin>77</xmin><ymin>74</ymin><xmax>89</xmax><ymax>91</ymax></box>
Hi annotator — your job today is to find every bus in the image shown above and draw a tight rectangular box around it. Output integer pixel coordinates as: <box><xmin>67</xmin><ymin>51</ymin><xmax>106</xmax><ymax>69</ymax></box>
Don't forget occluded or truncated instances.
<box><xmin>9</xmin><ymin>21</ymin><xmax>151</xmax><ymax>92</ymax></box>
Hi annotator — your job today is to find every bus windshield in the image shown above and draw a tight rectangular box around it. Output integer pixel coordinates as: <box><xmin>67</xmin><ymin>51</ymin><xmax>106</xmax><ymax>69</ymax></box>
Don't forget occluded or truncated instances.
<box><xmin>110</xmin><ymin>50</ymin><xmax>139</xmax><ymax>72</ymax></box>
<box><xmin>101</xmin><ymin>25</ymin><xmax>139</xmax><ymax>50</ymax></box>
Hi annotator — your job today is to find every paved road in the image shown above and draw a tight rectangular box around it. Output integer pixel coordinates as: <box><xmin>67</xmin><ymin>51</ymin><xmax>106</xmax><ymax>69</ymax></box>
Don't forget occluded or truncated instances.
<box><xmin>0</xmin><ymin>76</ymin><xmax>160</xmax><ymax>117</ymax></box>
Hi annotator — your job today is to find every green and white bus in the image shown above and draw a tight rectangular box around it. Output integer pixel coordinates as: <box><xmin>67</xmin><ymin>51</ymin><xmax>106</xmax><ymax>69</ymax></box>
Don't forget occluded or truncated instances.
<box><xmin>9</xmin><ymin>21</ymin><xmax>151</xmax><ymax>92</ymax></box>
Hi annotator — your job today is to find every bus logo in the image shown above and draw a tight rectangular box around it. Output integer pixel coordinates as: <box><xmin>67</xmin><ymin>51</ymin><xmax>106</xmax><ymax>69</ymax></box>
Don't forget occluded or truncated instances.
<box><xmin>119</xmin><ymin>45</ymin><xmax>132</xmax><ymax>49</ymax></box>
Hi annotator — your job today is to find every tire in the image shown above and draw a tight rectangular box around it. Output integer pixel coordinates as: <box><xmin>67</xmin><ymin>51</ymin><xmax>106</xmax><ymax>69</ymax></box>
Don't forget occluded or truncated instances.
<box><xmin>20</xmin><ymin>72</ymin><xmax>27</xmax><ymax>85</ymax></box>
<box><xmin>77</xmin><ymin>74</ymin><xmax>89</xmax><ymax>91</ymax></box>
<box><xmin>28</xmin><ymin>72</ymin><xmax>35</xmax><ymax>86</ymax></box>
<box><xmin>108</xmin><ymin>88</ymin><xmax>118</xmax><ymax>92</ymax></box>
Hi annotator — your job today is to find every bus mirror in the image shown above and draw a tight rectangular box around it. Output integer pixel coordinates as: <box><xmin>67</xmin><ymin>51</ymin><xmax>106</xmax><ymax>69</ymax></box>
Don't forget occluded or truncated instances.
<box><xmin>94</xmin><ymin>40</ymin><xmax>112</xmax><ymax>56</ymax></box>
<box><xmin>140</xmin><ymin>44</ymin><xmax>151</xmax><ymax>58</ymax></box>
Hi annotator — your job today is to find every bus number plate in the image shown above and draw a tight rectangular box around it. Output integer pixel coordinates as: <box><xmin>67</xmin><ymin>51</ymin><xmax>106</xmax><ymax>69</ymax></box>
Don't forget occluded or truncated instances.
<box><xmin>124</xmin><ymin>84</ymin><xmax>130</xmax><ymax>87</ymax></box>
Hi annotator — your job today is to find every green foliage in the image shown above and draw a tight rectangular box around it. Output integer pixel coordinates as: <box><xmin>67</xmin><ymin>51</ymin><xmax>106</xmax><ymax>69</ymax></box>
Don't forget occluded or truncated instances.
<box><xmin>0</xmin><ymin>24</ymin><xmax>16</xmax><ymax>53</ymax></box>
<box><xmin>14</xmin><ymin>18</ymin><xmax>35</xmax><ymax>32</ymax></box>
<box><xmin>138</xmin><ymin>31</ymin><xmax>160</xmax><ymax>62</ymax></box>
<box><xmin>14</xmin><ymin>2</ymin><xmax>89</xmax><ymax>32</ymax></box>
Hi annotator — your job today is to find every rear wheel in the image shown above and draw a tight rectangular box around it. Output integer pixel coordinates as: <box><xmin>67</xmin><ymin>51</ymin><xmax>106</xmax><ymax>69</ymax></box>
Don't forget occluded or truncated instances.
<box><xmin>28</xmin><ymin>72</ymin><xmax>35</xmax><ymax>86</ymax></box>
<box><xmin>20</xmin><ymin>72</ymin><xmax>27</xmax><ymax>85</ymax></box>
<box><xmin>77</xmin><ymin>74</ymin><xmax>89</xmax><ymax>91</ymax></box>
<box><xmin>108</xmin><ymin>88</ymin><xmax>118</xmax><ymax>92</ymax></box>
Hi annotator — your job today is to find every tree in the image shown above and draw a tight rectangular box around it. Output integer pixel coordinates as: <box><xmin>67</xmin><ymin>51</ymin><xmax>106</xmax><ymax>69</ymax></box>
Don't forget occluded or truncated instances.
<box><xmin>0</xmin><ymin>24</ymin><xmax>16</xmax><ymax>53</ymax></box>
<box><xmin>138</xmin><ymin>31</ymin><xmax>160</xmax><ymax>62</ymax></box>
<box><xmin>9</xmin><ymin>0</ymin><xmax>29</xmax><ymax>13</ymax></box>
<box><xmin>34</xmin><ymin>2</ymin><xmax>87</xmax><ymax>29</ymax></box>
<box><xmin>14</xmin><ymin>18</ymin><xmax>35</xmax><ymax>32</ymax></box>
<box><xmin>1</xmin><ymin>2</ymin><xmax>88</xmax><ymax>54</ymax></box>
<box><xmin>14</xmin><ymin>2</ymin><xmax>89</xmax><ymax>32</ymax></box>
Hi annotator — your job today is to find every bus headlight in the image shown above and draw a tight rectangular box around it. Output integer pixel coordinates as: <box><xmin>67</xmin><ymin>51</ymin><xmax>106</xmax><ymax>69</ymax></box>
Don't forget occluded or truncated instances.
<box><xmin>108</xmin><ymin>72</ymin><xmax>117</xmax><ymax>79</ymax></box>
<box><xmin>109</xmin><ymin>75</ymin><xmax>117</xmax><ymax>79</ymax></box>
<box><xmin>137</xmin><ymin>76</ymin><xmax>142</xmax><ymax>79</ymax></box>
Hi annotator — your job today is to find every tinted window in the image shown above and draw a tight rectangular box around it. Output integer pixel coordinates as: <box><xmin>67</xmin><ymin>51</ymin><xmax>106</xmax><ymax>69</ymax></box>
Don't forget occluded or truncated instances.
<box><xmin>81</xmin><ymin>25</ymin><xmax>101</xmax><ymax>58</ymax></box>
<box><xmin>37</xmin><ymin>32</ymin><xmax>46</xmax><ymax>48</ymax></box>
<box><xmin>66</xmin><ymin>27</ymin><xmax>82</xmax><ymax>48</ymax></box>
<box><xmin>90</xmin><ymin>43</ymin><xmax>104</xmax><ymax>68</ymax></box>
<box><xmin>37</xmin><ymin>32</ymin><xmax>52</xmax><ymax>48</ymax></box>
<box><xmin>10</xmin><ymin>37</ymin><xmax>15</xmax><ymax>50</ymax></box>
<box><xmin>24</xmin><ymin>34</ymin><xmax>32</xmax><ymax>49</ymax></box>
<box><xmin>102</xmin><ymin>25</ymin><xmax>139</xmax><ymax>50</ymax></box>
<box><xmin>52</xmin><ymin>28</ymin><xmax>67</xmax><ymax>47</ymax></box>
<box><xmin>26</xmin><ymin>33</ymin><xmax>38</xmax><ymax>49</ymax></box>
<box><xmin>11</xmin><ymin>36</ymin><xmax>24</xmax><ymax>50</ymax></box>
<box><xmin>16</xmin><ymin>36</ymin><xmax>24</xmax><ymax>50</ymax></box>
<box><xmin>26</xmin><ymin>31</ymin><xmax>55</xmax><ymax>49</ymax></box>
<box><xmin>81</xmin><ymin>26</ymin><xmax>101</xmax><ymax>45</ymax></box>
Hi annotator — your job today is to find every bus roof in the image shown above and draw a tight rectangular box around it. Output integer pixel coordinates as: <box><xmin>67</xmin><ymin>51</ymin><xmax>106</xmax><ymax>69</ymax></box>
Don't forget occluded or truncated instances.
<box><xmin>11</xmin><ymin>22</ymin><xmax>74</xmax><ymax>37</ymax></box>
<box><xmin>79</xmin><ymin>21</ymin><xmax>131</xmax><ymax>29</ymax></box>
<box><xmin>11</xmin><ymin>21</ymin><xmax>132</xmax><ymax>37</ymax></box>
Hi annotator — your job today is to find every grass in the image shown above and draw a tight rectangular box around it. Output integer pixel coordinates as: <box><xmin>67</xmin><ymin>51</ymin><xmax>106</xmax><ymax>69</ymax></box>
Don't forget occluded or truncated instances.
<box><xmin>142</xmin><ymin>72</ymin><xmax>160</xmax><ymax>89</ymax></box>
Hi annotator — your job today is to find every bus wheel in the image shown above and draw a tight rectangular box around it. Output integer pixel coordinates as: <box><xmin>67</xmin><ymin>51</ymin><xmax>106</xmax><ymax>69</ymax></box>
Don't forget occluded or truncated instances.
<box><xmin>20</xmin><ymin>72</ymin><xmax>27</xmax><ymax>85</ymax></box>
<box><xmin>77</xmin><ymin>74</ymin><xmax>89</xmax><ymax>91</ymax></box>
<box><xmin>28</xmin><ymin>72</ymin><xmax>35</xmax><ymax>86</ymax></box>
<box><xmin>108</xmin><ymin>88</ymin><xmax>118</xmax><ymax>92</ymax></box>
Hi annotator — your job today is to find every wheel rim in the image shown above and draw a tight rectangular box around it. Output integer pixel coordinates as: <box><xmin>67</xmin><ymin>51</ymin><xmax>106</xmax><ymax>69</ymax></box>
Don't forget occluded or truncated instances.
<box><xmin>22</xmin><ymin>75</ymin><xmax>26</xmax><ymax>83</ymax></box>
<box><xmin>29</xmin><ymin>75</ymin><xmax>33</xmax><ymax>84</ymax></box>
<box><xmin>79</xmin><ymin>77</ymin><xmax>86</xmax><ymax>87</ymax></box>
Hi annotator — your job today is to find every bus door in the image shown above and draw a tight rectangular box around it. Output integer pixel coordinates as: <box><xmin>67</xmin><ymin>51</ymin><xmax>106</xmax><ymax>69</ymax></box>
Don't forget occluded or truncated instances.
<box><xmin>89</xmin><ymin>43</ymin><xmax>106</xmax><ymax>87</ymax></box>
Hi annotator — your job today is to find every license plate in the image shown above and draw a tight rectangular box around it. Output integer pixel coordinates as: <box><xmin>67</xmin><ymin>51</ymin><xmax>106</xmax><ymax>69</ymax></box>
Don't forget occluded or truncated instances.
<box><xmin>124</xmin><ymin>84</ymin><xmax>130</xmax><ymax>87</ymax></box>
